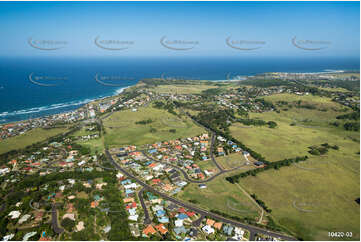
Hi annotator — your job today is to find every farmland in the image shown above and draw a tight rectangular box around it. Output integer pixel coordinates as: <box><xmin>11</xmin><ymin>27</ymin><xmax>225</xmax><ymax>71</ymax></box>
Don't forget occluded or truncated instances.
<box><xmin>229</xmin><ymin>93</ymin><xmax>359</xmax><ymax>240</ymax></box>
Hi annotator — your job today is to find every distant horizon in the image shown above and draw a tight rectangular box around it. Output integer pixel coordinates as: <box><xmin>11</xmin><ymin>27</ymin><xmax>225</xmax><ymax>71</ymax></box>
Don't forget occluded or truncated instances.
<box><xmin>0</xmin><ymin>1</ymin><xmax>359</xmax><ymax>58</ymax></box>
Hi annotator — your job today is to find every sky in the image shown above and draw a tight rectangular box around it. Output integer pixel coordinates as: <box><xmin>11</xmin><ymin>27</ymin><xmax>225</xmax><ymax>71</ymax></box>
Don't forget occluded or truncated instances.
<box><xmin>0</xmin><ymin>1</ymin><xmax>359</xmax><ymax>58</ymax></box>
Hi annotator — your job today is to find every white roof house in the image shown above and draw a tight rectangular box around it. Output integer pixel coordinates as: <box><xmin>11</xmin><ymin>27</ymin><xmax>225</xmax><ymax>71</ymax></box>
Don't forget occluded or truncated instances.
<box><xmin>8</xmin><ymin>211</ymin><xmax>21</xmax><ymax>219</ymax></box>
<box><xmin>202</xmin><ymin>225</ymin><xmax>215</xmax><ymax>234</ymax></box>
<box><xmin>128</xmin><ymin>215</ymin><xmax>139</xmax><ymax>221</ymax></box>
<box><xmin>175</xmin><ymin>219</ymin><xmax>184</xmax><ymax>227</ymax></box>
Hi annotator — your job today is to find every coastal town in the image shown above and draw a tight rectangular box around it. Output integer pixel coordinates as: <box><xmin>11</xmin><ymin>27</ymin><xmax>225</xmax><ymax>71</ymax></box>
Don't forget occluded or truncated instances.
<box><xmin>0</xmin><ymin>71</ymin><xmax>359</xmax><ymax>241</ymax></box>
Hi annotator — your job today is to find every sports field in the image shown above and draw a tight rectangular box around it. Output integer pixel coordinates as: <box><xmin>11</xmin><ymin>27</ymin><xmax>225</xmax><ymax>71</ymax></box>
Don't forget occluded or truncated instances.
<box><xmin>103</xmin><ymin>106</ymin><xmax>205</xmax><ymax>147</ymax></box>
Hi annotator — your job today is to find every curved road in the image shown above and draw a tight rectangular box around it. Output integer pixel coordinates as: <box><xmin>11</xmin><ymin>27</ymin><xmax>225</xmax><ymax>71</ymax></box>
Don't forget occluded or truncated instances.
<box><xmin>138</xmin><ymin>188</ymin><xmax>152</xmax><ymax>225</ymax></box>
<box><xmin>141</xmin><ymin>150</ymin><xmax>246</xmax><ymax>184</ymax></box>
<box><xmin>51</xmin><ymin>203</ymin><xmax>64</xmax><ymax>234</ymax></box>
<box><xmin>106</xmin><ymin>150</ymin><xmax>296</xmax><ymax>241</ymax></box>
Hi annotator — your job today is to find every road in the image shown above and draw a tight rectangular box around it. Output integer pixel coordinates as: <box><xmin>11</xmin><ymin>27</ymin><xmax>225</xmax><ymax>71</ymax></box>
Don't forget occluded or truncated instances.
<box><xmin>106</xmin><ymin>150</ymin><xmax>296</xmax><ymax>241</ymax></box>
<box><xmin>51</xmin><ymin>203</ymin><xmax>64</xmax><ymax>234</ymax></box>
<box><xmin>138</xmin><ymin>187</ymin><xmax>151</xmax><ymax>225</ymax></box>
<box><xmin>140</xmin><ymin>141</ymin><xmax>247</xmax><ymax>184</ymax></box>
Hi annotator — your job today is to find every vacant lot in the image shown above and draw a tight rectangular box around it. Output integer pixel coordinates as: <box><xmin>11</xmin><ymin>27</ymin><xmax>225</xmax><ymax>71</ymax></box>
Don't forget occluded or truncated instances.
<box><xmin>103</xmin><ymin>106</ymin><xmax>205</xmax><ymax>147</ymax></box>
<box><xmin>0</xmin><ymin>127</ymin><xmax>68</xmax><ymax>154</ymax></box>
<box><xmin>215</xmin><ymin>153</ymin><xmax>249</xmax><ymax>170</ymax></box>
<box><xmin>177</xmin><ymin>173</ymin><xmax>260</xmax><ymax>221</ymax></box>
<box><xmin>149</xmin><ymin>84</ymin><xmax>219</xmax><ymax>94</ymax></box>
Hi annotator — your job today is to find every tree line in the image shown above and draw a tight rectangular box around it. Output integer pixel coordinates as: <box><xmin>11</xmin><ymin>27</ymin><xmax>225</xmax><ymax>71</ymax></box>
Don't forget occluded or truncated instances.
<box><xmin>225</xmin><ymin>156</ymin><xmax>308</xmax><ymax>184</ymax></box>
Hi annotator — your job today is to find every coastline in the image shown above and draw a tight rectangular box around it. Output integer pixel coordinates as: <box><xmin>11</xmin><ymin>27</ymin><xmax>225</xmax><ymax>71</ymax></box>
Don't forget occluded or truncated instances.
<box><xmin>0</xmin><ymin>68</ymin><xmax>357</xmax><ymax>126</ymax></box>
<box><xmin>0</xmin><ymin>85</ymin><xmax>132</xmax><ymax>126</ymax></box>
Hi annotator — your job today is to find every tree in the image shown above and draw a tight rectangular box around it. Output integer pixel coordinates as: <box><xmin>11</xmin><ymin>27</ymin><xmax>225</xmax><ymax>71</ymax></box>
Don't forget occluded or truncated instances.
<box><xmin>61</xmin><ymin>218</ymin><xmax>75</xmax><ymax>232</ymax></box>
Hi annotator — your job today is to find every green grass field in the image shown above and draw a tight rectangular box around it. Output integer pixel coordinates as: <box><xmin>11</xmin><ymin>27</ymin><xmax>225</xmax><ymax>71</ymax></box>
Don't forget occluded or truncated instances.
<box><xmin>229</xmin><ymin>94</ymin><xmax>360</xmax><ymax>240</ymax></box>
<box><xmin>0</xmin><ymin>127</ymin><xmax>68</xmax><ymax>154</ymax></box>
<box><xmin>103</xmin><ymin>106</ymin><xmax>205</xmax><ymax>147</ymax></box>
<box><xmin>148</xmin><ymin>84</ymin><xmax>219</xmax><ymax>94</ymax></box>
<box><xmin>230</xmin><ymin>94</ymin><xmax>357</xmax><ymax>161</ymax></box>
<box><xmin>240</xmin><ymin>152</ymin><xmax>360</xmax><ymax>240</ymax></box>
<box><xmin>215</xmin><ymin>153</ymin><xmax>249</xmax><ymax>170</ymax></box>
<box><xmin>197</xmin><ymin>159</ymin><xmax>219</xmax><ymax>171</ymax></box>
<box><xmin>177</xmin><ymin>173</ymin><xmax>260</xmax><ymax>220</ymax></box>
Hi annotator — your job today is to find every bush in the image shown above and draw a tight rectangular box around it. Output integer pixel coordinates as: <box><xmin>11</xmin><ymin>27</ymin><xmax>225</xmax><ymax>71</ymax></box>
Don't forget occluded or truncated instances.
<box><xmin>61</xmin><ymin>218</ymin><xmax>75</xmax><ymax>232</ymax></box>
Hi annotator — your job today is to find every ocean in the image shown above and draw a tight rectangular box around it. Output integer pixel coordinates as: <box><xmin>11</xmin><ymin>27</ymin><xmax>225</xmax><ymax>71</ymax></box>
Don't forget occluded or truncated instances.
<box><xmin>0</xmin><ymin>56</ymin><xmax>359</xmax><ymax>124</ymax></box>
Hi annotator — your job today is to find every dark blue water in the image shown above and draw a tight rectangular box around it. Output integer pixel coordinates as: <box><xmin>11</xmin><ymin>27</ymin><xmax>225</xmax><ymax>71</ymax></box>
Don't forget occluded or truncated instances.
<box><xmin>0</xmin><ymin>56</ymin><xmax>359</xmax><ymax>124</ymax></box>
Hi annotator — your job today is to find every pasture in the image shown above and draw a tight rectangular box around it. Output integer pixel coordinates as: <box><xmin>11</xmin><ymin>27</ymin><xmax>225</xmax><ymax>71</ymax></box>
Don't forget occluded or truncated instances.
<box><xmin>177</xmin><ymin>173</ymin><xmax>260</xmax><ymax>221</ymax></box>
<box><xmin>229</xmin><ymin>93</ymin><xmax>360</xmax><ymax>240</ymax></box>
<box><xmin>103</xmin><ymin>106</ymin><xmax>205</xmax><ymax>147</ymax></box>
<box><xmin>0</xmin><ymin>127</ymin><xmax>68</xmax><ymax>154</ymax></box>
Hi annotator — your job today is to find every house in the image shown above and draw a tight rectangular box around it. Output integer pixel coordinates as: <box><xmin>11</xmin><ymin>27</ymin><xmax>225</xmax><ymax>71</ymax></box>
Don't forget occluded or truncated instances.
<box><xmin>175</xmin><ymin>219</ymin><xmax>183</xmax><ymax>227</ymax></box>
<box><xmin>66</xmin><ymin>203</ymin><xmax>75</xmax><ymax>213</ymax></box>
<box><xmin>18</xmin><ymin>214</ymin><xmax>31</xmax><ymax>224</ymax></box>
<box><xmin>232</xmin><ymin>227</ymin><xmax>244</xmax><ymax>240</ymax></box>
<box><xmin>199</xmin><ymin>184</ymin><xmax>207</xmax><ymax>189</ymax></box>
<box><xmin>128</xmin><ymin>208</ymin><xmax>137</xmax><ymax>216</ymax></box>
<box><xmin>158</xmin><ymin>216</ymin><xmax>169</xmax><ymax>223</ymax></box>
<box><xmin>202</xmin><ymin>225</ymin><xmax>215</xmax><ymax>234</ymax></box>
<box><xmin>34</xmin><ymin>211</ymin><xmax>44</xmax><ymax>222</ymax></box>
<box><xmin>75</xmin><ymin>221</ymin><xmax>85</xmax><ymax>231</ymax></box>
<box><xmin>177</xmin><ymin>213</ymin><xmax>188</xmax><ymax>220</ymax></box>
<box><xmin>2</xmin><ymin>234</ymin><xmax>14</xmax><ymax>241</ymax></box>
<box><xmin>156</xmin><ymin>210</ymin><xmax>166</xmax><ymax>217</ymax></box>
<box><xmin>63</xmin><ymin>213</ymin><xmax>75</xmax><ymax>221</ymax></box>
<box><xmin>223</xmin><ymin>225</ymin><xmax>234</xmax><ymax>236</ymax></box>
<box><xmin>155</xmin><ymin>224</ymin><xmax>168</xmax><ymax>235</ymax></box>
<box><xmin>128</xmin><ymin>215</ymin><xmax>139</xmax><ymax>221</ymax></box>
<box><xmin>242</xmin><ymin>151</ymin><xmax>250</xmax><ymax>156</ymax></box>
<box><xmin>173</xmin><ymin>226</ymin><xmax>187</xmax><ymax>235</ymax></box>
<box><xmin>8</xmin><ymin>211</ymin><xmax>21</xmax><ymax>219</ymax></box>
<box><xmin>123</xmin><ymin>197</ymin><xmax>135</xmax><ymax>203</ymax></box>
<box><xmin>206</xmin><ymin>218</ymin><xmax>215</xmax><ymax>226</ymax></box>
<box><xmin>143</xmin><ymin>225</ymin><xmax>156</xmax><ymax>236</ymax></box>
<box><xmin>96</xmin><ymin>182</ymin><xmax>107</xmax><ymax>190</ymax></box>
<box><xmin>152</xmin><ymin>179</ymin><xmax>161</xmax><ymax>185</ymax></box>
<box><xmin>214</xmin><ymin>222</ymin><xmax>223</xmax><ymax>230</ymax></box>
<box><xmin>23</xmin><ymin>232</ymin><xmax>37</xmax><ymax>241</ymax></box>
<box><xmin>91</xmin><ymin>201</ymin><xmax>99</xmax><ymax>208</ymax></box>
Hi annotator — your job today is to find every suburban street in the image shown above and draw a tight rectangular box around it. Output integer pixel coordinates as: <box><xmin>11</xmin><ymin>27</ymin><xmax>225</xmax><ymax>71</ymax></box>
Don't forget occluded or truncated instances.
<box><xmin>106</xmin><ymin>150</ymin><xmax>296</xmax><ymax>241</ymax></box>
<box><xmin>138</xmin><ymin>187</ymin><xmax>152</xmax><ymax>225</ymax></box>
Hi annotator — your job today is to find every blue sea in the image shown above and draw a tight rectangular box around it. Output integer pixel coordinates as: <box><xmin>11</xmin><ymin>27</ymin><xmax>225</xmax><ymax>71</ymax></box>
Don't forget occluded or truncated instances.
<box><xmin>0</xmin><ymin>56</ymin><xmax>359</xmax><ymax>124</ymax></box>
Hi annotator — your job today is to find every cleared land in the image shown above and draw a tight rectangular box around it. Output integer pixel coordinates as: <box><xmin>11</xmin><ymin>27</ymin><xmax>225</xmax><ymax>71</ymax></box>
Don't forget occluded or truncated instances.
<box><xmin>215</xmin><ymin>153</ymin><xmax>249</xmax><ymax>170</ymax></box>
<box><xmin>0</xmin><ymin>127</ymin><xmax>68</xmax><ymax>154</ymax></box>
<box><xmin>177</xmin><ymin>173</ymin><xmax>260</xmax><ymax>221</ymax></box>
<box><xmin>148</xmin><ymin>84</ymin><xmax>219</xmax><ymax>94</ymax></box>
<box><xmin>103</xmin><ymin>106</ymin><xmax>205</xmax><ymax>147</ymax></box>
<box><xmin>229</xmin><ymin>93</ymin><xmax>359</xmax><ymax>240</ymax></box>
<box><xmin>230</xmin><ymin>94</ymin><xmax>356</xmax><ymax>161</ymax></box>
